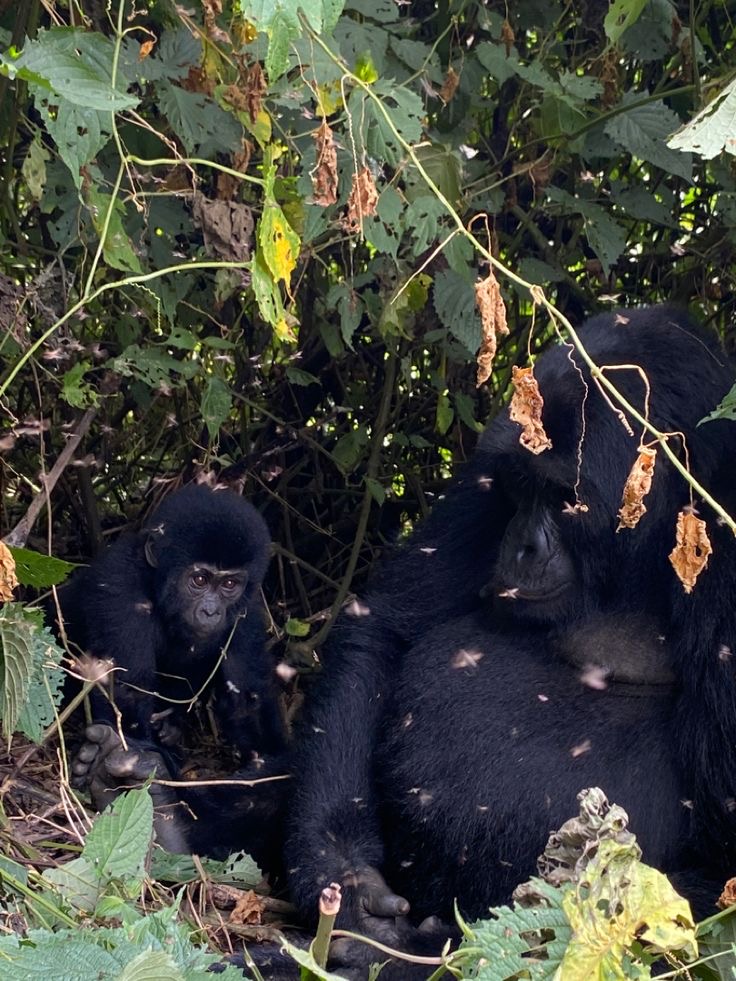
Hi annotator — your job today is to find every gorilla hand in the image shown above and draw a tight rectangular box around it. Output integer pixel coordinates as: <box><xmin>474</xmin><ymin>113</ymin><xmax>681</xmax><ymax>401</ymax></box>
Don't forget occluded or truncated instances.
<box><xmin>329</xmin><ymin>866</ymin><xmax>450</xmax><ymax>977</ymax></box>
<box><xmin>71</xmin><ymin>723</ymin><xmax>191</xmax><ymax>853</ymax></box>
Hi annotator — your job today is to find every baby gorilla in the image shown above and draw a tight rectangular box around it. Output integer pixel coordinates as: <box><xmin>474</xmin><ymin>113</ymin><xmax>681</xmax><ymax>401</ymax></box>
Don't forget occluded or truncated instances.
<box><xmin>54</xmin><ymin>484</ymin><xmax>287</xmax><ymax>759</ymax></box>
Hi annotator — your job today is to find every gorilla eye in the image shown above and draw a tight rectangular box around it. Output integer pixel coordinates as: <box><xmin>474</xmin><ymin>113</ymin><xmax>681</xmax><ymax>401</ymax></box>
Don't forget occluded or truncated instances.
<box><xmin>191</xmin><ymin>572</ymin><xmax>208</xmax><ymax>589</ymax></box>
<box><xmin>222</xmin><ymin>577</ymin><xmax>241</xmax><ymax>592</ymax></box>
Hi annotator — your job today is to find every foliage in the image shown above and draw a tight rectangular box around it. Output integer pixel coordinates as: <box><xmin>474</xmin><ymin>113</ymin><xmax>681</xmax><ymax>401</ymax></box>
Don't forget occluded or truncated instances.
<box><xmin>0</xmin><ymin>604</ymin><xmax>64</xmax><ymax>741</ymax></box>
<box><xmin>0</xmin><ymin>0</ymin><xmax>735</xmax><ymax>646</ymax></box>
<box><xmin>0</xmin><ymin>787</ymin><xmax>252</xmax><ymax>978</ymax></box>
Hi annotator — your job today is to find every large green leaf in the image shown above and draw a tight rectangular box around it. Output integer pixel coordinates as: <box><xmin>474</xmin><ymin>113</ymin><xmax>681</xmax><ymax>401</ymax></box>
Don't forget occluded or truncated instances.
<box><xmin>605</xmin><ymin>98</ymin><xmax>693</xmax><ymax>181</ymax></box>
<box><xmin>668</xmin><ymin>78</ymin><xmax>736</xmax><ymax>161</ymax></box>
<box><xmin>9</xmin><ymin>28</ymin><xmax>138</xmax><ymax>111</ymax></box>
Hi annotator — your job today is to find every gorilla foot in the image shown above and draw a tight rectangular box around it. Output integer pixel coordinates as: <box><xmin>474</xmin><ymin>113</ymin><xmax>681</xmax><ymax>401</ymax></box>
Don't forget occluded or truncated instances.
<box><xmin>71</xmin><ymin>723</ymin><xmax>191</xmax><ymax>853</ymax></box>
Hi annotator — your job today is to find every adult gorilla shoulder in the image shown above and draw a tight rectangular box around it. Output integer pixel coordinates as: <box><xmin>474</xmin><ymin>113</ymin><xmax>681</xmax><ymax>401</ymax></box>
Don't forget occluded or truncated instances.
<box><xmin>285</xmin><ymin>306</ymin><xmax>736</xmax><ymax>974</ymax></box>
<box><xmin>54</xmin><ymin>484</ymin><xmax>286</xmax><ymax>759</ymax></box>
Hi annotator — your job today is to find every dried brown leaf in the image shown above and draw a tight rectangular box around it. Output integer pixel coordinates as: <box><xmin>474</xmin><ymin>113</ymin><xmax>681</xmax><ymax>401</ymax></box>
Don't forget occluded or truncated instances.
<box><xmin>509</xmin><ymin>366</ymin><xmax>552</xmax><ymax>455</ymax></box>
<box><xmin>244</xmin><ymin>62</ymin><xmax>267</xmax><ymax>124</ymax></box>
<box><xmin>617</xmin><ymin>446</ymin><xmax>657</xmax><ymax>530</ymax></box>
<box><xmin>342</xmin><ymin>167</ymin><xmax>378</xmax><ymax>235</ymax></box>
<box><xmin>718</xmin><ymin>877</ymin><xmax>736</xmax><ymax>909</ymax></box>
<box><xmin>312</xmin><ymin>120</ymin><xmax>338</xmax><ymax>207</ymax></box>
<box><xmin>0</xmin><ymin>542</ymin><xmax>17</xmax><ymax>602</ymax></box>
<box><xmin>669</xmin><ymin>510</ymin><xmax>712</xmax><ymax>593</ymax></box>
<box><xmin>139</xmin><ymin>39</ymin><xmax>156</xmax><ymax>60</ymax></box>
<box><xmin>439</xmin><ymin>66</ymin><xmax>460</xmax><ymax>104</ymax></box>
<box><xmin>474</xmin><ymin>270</ymin><xmax>509</xmax><ymax>386</ymax></box>
<box><xmin>501</xmin><ymin>18</ymin><xmax>515</xmax><ymax>56</ymax></box>
<box><xmin>192</xmin><ymin>195</ymin><xmax>254</xmax><ymax>262</ymax></box>
<box><xmin>229</xmin><ymin>889</ymin><xmax>265</xmax><ymax>925</ymax></box>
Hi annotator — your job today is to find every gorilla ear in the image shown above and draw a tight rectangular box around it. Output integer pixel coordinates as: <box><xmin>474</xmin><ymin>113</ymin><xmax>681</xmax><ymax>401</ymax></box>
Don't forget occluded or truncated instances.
<box><xmin>144</xmin><ymin>535</ymin><xmax>159</xmax><ymax>568</ymax></box>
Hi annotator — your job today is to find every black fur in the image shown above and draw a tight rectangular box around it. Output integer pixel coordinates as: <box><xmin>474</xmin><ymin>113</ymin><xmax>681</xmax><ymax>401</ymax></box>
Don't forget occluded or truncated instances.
<box><xmin>285</xmin><ymin>307</ymin><xmax>736</xmax><ymax>975</ymax></box>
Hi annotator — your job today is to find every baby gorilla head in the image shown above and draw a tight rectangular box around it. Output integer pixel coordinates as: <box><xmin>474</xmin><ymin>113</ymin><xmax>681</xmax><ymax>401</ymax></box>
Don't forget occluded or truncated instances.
<box><xmin>143</xmin><ymin>484</ymin><xmax>271</xmax><ymax>646</ymax></box>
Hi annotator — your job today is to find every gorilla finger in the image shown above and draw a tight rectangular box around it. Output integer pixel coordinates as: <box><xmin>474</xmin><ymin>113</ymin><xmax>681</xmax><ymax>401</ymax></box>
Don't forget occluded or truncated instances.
<box><xmin>84</xmin><ymin>723</ymin><xmax>118</xmax><ymax>746</ymax></box>
<box><xmin>75</xmin><ymin>742</ymin><xmax>100</xmax><ymax>764</ymax></box>
<box><xmin>365</xmin><ymin>890</ymin><xmax>410</xmax><ymax>918</ymax></box>
<box><xmin>417</xmin><ymin>915</ymin><xmax>446</xmax><ymax>935</ymax></box>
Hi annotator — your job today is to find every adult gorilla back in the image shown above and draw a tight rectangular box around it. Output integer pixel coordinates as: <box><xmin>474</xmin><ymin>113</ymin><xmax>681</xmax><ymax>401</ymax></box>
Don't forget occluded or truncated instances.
<box><xmin>286</xmin><ymin>307</ymin><xmax>736</xmax><ymax>967</ymax></box>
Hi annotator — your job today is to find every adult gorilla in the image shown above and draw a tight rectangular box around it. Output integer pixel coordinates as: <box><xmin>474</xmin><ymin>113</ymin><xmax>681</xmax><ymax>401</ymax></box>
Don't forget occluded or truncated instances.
<box><xmin>285</xmin><ymin>306</ymin><xmax>736</xmax><ymax>974</ymax></box>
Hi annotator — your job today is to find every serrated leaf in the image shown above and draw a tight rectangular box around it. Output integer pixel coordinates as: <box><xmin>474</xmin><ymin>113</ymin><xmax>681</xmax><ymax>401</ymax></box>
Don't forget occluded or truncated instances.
<box><xmin>265</xmin><ymin>10</ymin><xmax>297</xmax><ymax>81</ymax></box>
<box><xmin>546</xmin><ymin>187</ymin><xmax>626</xmax><ymax>272</ymax></box>
<box><xmin>31</xmin><ymin>96</ymin><xmax>111</xmax><ymax>188</ymax></box>
<box><xmin>700</xmin><ymin>383</ymin><xmax>736</xmax><ymax>425</ymax></box>
<box><xmin>11</xmin><ymin>28</ymin><xmax>139</xmax><ymax>111</ymax></box>
<box><xmin>84</xmin><ymin>788</ymin><xmax>153</xmax><ymax>882</ymax></box>
<box><xmin>405</xmin><ymin>195</ymin><xmax>446</xmax><ymax>253</ymax></box>
<box><xmin>43</xmin><ymin>856</ymin><xmax>101</xmax><ymax>913</ymax></box>
<box><xmin>668</xmin><ymin>78</ymin><xmax>736</xmax><ymax>160</ymax></box>
<box><xmin>433</xmin><ymin>268</ymin><xmax>481</xmax><ymax>354</ymax></box>
<box><xmin>9</xmin><ymin>548</ymin><xmax>76</xmax><ymax>588</ymax></box>
<box><xmin>156</xmin><ymin>80</ymin><xmax>242</xmax><ymax>154</ymax></box>
<box><xmin>62</xmin><ymin>360</ymin><xmax>99</xmax><ymax>408</ymax></box>
<box><xmin>0</xmin><ymin>604</ymin><xmax>39</xmax><ymax>739</ymax></box>
<box><xmin>605</xmin><ymin>98</ymin><xmax>693</xmax><ymax>181</ymax></box>
<box><xmin>201</xmin><ymin>376</ymin><xmax>233</xmax><ymax>438</ymax></box>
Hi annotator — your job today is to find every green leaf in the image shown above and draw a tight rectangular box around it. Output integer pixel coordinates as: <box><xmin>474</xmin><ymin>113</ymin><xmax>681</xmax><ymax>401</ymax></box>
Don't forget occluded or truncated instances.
<box><xmin>258</xmin><ymin>200</ymin><xmax>300</xmax><ymax>286</ymax></box>
<box><xmin>365</xmin><ymin>476</ymin><xmax>386</xmax><ymax>506</ymax></box>
<box><xmin>546</xmin><ymin>188</ymin><xmax>627</xmax><ymax>272</ymax></box>
<box><xmin>117</xmin><ymin>951</ymin><xmax>184</xmax><ymax>981</ymax></box>
<box><xmin>61</xmin><ymin>361</ymin><xmax>99</xmax><ymax>408</ymax></box>
<box><xmin>604</xmin><ymin>0</ymin><xmax>648</xmax><ymax>44</ymax></box>
<box><xmin>405</xmin><ymin>195</ymin><xmax>447</xmax><ymax>254</ymax></box>
<box><xmin>21</xmin><ymin>133</ymin><xmax>48</xmax><ymax>201</ymax></box>
<box><xmin>86</xmin><ymin>188</ymin><xmax>143</xmax><ymax>274</ymax></box>
<box><xmin>10</xmin><ymin>28</ymin><xmax>139</xmax><ymax>111</ymax></box>
<box><xmin>285</xmin><ymin>617</ymin><xmax>310</xmax><ymax>637</ymax></box>
<box><xmin>605</xmin><ymin>98</ymin><xmax>693</xmax><ymax>181</ymax></box>
<box><xmin>266</xmin><ymin>10</ymin><xmax>297</xmax><ymax>81</ymax></box>
<box><xmin>9</xmin><ymin>548</ymin><xmax>76</xmax><ymax>588</ymax></box>
<box><xmin>32</xmin><ymin>97</ymin><xmax>111</xmax><ymax>188</ymax></box>
<box><xmin>0</xmin><ymin>604</ymin><xmax>44</xmax><ymax>740</ymax></box>
<box><xmin>156</xmin><ymin>80</ymin><xmax>242</xmax><ymax>154</ymax></box>
<box><xmin>332</xmin><ymin>427</ymin><xmax>368</xmax><ymax>473</ymax></box>
<box><xmin>668</xmin><ymin>78</ymin><xmax>736</xmax><ymax>161</ymax></box>
<box><xmin>250</xmin><ymin>248</ymin><xmax>286</xmax><ymax>328</ymax></box>
<box><xmin>43</xmin><ymin>855</ymin><xmax>101</xmax><ymax>913</ymax></box>
<box><xmin>700</xmin><ymin>383</ymin><xmax>736</xmax><ymax>425</ymax></box>
<box><xmin>84</xmin><ymin>788</ymin><xmax>154</xmax><ymax>883</ymax></box>
<box><xmin>435</xmin><ymin>391</ymin><xmax>454</xmax><ymax>435</ymax></box>
<box><xmin>201</xmin><ymin>376</ymin><xmax>233</xmax><ymax>438</ymax></box>
<box><xmin>285</xmin><ymin>366</ymin><xmax>320</xmax><ymax>386</ymax></box>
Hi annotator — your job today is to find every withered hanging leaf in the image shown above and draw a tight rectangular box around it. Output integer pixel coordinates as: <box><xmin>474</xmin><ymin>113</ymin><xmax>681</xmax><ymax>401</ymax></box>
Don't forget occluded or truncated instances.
<box><xmin>439</xmin><ymin>66</ymin><xmax>460</xmax><ymax>104</ymax></box>
<box><xmin>0</xmin><ymin>542</ymin><xmax>19</xmax><ymax>602</ymax></box>
<box><xmin>509</xmin><ymin>366</ymin><xmax>552</xmax><ymax>455</ymax></box>
<box><xmin>192</xmin><ymin>195</ymin><xmax>254</xmax><ymax>262</ymax></box>
<box><xmin>501</xmin><ymin>18</ymin><xmax>516</xmax><ymax>56</ymax></box>
<box><xmin>669</xmin><ymin>510</ymin><xmax>712</xmax><ymax>593</ymax></box>
<box><xmin>312</xmin><ymin>120</ymin><xmax>338</xmax><ymax>207</ymax></box>
<box><xmin>474</xmin><ymin>269</ymin><xmax>509</xmax><ymax>387</ymax></box>
<box><xmin>617</xmin><ymin>446</ymin><xmax>657</xmax><ymax>530</ymax></box>
<box><xmin>229</xmin><ymin>889</ymin><xmax>265</xmax><ymax>925</ymax></box>
<box><xmin>244</xmin><ymin>62</ymin><xmax>267</xmax><ymax>124</ymax></box>
<box><xmin>202</xmin><ymin>0</ymin><xmax>231</xmax><ymax>45</ymax></box>
<box><xmin>342</xmin><ymin>167</ymin><xmax>378</xmax><ymax>235</ymax></box>
<box><xmin>139</xmin><ymin>39</ymin><xmax>156</xmax><ymax>61</ymax></box>
<box><xmin>718</xmin><ymin>877</ymin><xmax>736</xmax><ymax>909</ymax></box>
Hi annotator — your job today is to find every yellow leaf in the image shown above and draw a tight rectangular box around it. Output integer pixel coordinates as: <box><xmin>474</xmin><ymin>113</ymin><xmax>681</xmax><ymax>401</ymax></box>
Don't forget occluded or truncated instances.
<box><xmin>560</xmin><ymin>839</ymin><xmax>697</xmax><ymax>980</ymax></box>
<box><xmin>243</xmin><ymin>107</ymin><xmax>272</xmax><ymax>149</ymax></box>
<box><xmin>258</xmin><ymin>203</ymin><xmax>300</xmax><ymax>288</ymax></box>
<box><xmin>316</xmin><ymin>81</ymin><xmax>343</xmax><ymax>117</ymax></box>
